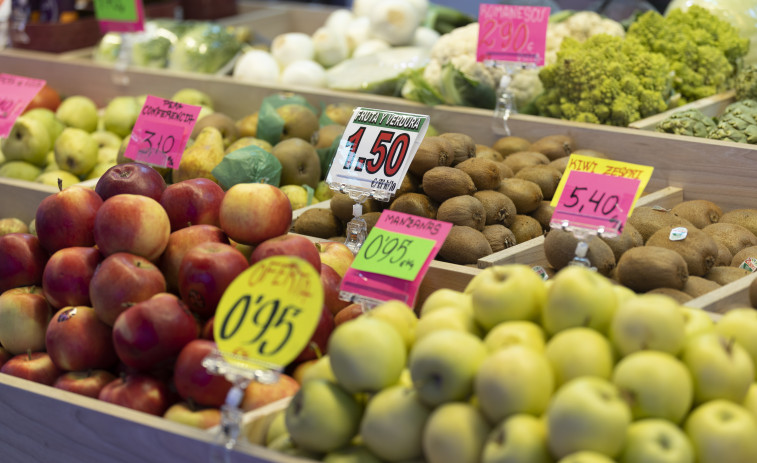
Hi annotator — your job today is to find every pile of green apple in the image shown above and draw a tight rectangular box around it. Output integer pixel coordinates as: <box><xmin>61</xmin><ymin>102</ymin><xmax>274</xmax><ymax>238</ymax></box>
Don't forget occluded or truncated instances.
<box><xmin>261</xmin><ymin>264</ymin><xmax>757</xmax><ymax>463</ymax></box>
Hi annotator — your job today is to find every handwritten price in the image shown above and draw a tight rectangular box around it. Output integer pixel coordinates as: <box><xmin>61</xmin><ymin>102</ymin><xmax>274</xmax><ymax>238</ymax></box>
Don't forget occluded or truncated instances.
<box><xmin>137</xmin><ymin>130</ymin><xmax>177</xmax><ymax>167</ymax></box>
<box><xmin>362</xmin><ymin>233</ymin><xmax>416</xmax><ymax>270</ymax></box>
<box><xmin>480</xmin><ymin>19</ymin><xmax>531</xmax><ymax>53</ymax></box>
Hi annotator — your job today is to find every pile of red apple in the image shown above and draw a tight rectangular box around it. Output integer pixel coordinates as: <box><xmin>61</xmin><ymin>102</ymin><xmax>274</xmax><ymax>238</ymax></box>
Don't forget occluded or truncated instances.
<box><xmin>0</xmin><ymin>161</ymin><xmax>358</xmax><ymax>428</ymax></box>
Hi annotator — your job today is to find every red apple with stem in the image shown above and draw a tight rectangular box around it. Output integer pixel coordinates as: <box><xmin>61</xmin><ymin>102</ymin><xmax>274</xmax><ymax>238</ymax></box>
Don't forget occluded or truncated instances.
<box><xmin>0</xmin><ymin>286</ymin><xmax>52</xmax><ymax>355</ymax></box>
<box><xmin>249</xmin><ymin>234</ymin><xmax>321</xmax><ymax>273</ymax></box>
<box><xmin>54</xmin><ymin>369</ymin><xmax>117</xmax><ymax>398</ymax></box>
<box><xmin>95</xmin><ymin>162</ymin><xmax>167</xmax><ymax>202</ymax></box>
<box><xmin>173</xmin><ymin>339</ymin><xmax>233</xmax><ymax>407</ymax></box>
<box><xmin>159</xmin><ymin>224</ymin><xmax>229</xmax><ymax>293</ymax></box>
<box><xmin>0</xmin><ymin>233</ymin><xmax>48</xmax><ymax>293</ymax></box>
<box><xmin>98</xmin><ymin>374</ymin><xmax>172</xmax><ymax>416</ymax></box>
<box><xmin>241</xmin><ymin>373</ymin><xmax>300</xmax><ymax>412</ymax></box>
<box><xmin>35</xmin><ymin>185</ymin><xmax>103</xmax><ymax>254</ymax></box>
<box><xmin>42</xmin><ymin>246</ymin><xmax>102</xmax><ymax>310</ymax></box>
<box><xmin>159</xmin><ymin>178</ymin><xmax>225</xmax><ymax>232</ymax></box>
<box><xmin>46</xmin><ymin>305</ymin><xmax>118</xmax><ymax>371</ymax></box>
<box><xmin>219</xmin><ymin>183</ymin><xmax>292</xmax><ymax>245</ymax></box>
<box><xmin>1</xmin><ymin>351</ymin><xmax>62</xmax><ymax>385</ymax></box>
<box><xmin>94</xmin><ymin>194</ymin><xmax>171</xmax><ymax>261</ymax></box>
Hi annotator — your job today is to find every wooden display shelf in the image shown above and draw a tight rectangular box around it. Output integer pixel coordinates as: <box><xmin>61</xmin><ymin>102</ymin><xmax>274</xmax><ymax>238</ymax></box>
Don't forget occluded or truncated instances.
<box><xmin>629</xmin><ymin>91</ymin><xmax>736</xmax><ymax>131</ymax></box>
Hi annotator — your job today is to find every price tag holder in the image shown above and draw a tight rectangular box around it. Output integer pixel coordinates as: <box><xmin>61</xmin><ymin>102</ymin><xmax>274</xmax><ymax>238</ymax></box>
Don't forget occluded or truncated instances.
<box><xmin>340</xmin><ymin>210</ymin><xmax>452</xmax><ymax>308</ymax></box>
<box><xmin>477</xmin><ymin>4</ymin><xmax>550</xmax><ymax>66</ymax></box>
<box><xmin>0</xmin><ymin>73</ymin><xmax>46</xmax><ymax>137</ymax></box>
<box><xmin>213</xmin><ymin>256</ymin><xmax>324</xmax><ymax>371</ymax></box>
<box><xmin>93</xmin><ymin>0</ymin><xmax>145</xmax><ymax>33</ymax></box>
<box><xmin>123</xmin><ymin>95</ymin><xmax>201</xmax><ymax>169</ymax></box>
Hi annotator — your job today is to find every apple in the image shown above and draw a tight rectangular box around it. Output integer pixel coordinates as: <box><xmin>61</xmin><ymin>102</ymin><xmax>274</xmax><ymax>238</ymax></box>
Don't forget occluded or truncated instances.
<box><xmin>0</xmin><ymin>286</ymin><xmax>50</xmax><ymax>355</ymax></box>
<box><xmin>293</xmin><ymin>305</ymin><xmax>335</xmax><ymax>364</ymax></box>
<box><xmin>159</xmin><ymin>178</ymin><xmax>225</xmax><ymax>231</ymax></box>
<box><xmin>609</xmin><ymin>293</ymin><xmax>686</xmax><ymax>357</ymax></box>
<box><xmin>419</xmin><ymin>288</ymin><xmax>473</xmax><ymax>317</ymax></box>
<box><xmin>475</xmin><ymin>345</ymin><xmax>554</xmax><ymax>424</ymax></box>
<box><xmin>46</xmin><ymin>305</ymin><xmax>118</xmax><ymax>371</ymax></box>
<box><xmin>546</xmin><ymin>377</ymin><xmax>632</xmax><ymax>459</ymax></box>
<box><xmin>178</xmin><ymin>241</ymin><xmax>249</xmax><ymax>318</ymax></box>
<box><xmin>159</xmin><ymin>224</ymin><xmax>229</xmax><ymax>293</ymax></box>
<box><xmin>0</xmin><ymin>351</ymin><xmax>61</xmax><ymax>385</ymax></box>
<box><xmin>112</xmin><ymin>293</ymin><xmax>199</xmax><ymax>371</ymax></box>
<box><xmin>321</xmin><ymin>263</ymin><xmax>350</xmax><ymax>316</ymax></box>
<box><xmin>464</xmin><ymin>264</ymin><xmax>547</xmax><ymax>331</ymax></box>
<box><xmin>328</xmin><ymin>317</ymin><xmax>406</xmax><ymax>393</ymax></box>
<box><xmin>201</xmin><ymin>317</ymin><xmax>214</xmax><ymax>340</ymax></box>
<box><xmin>714</xmin><ymin>308</ymin><xmax>757</xmax><ymax>378</ymax></box>
<box><xmin>285</xmin><ymin>379</ymin><xmax>363</xmax><ymax>454</ymax></box>
<box><xmin>94</xmin><ymin>162</ymin><xmax>167</xmax><ymax>202</ymax></box>
<box><xmin>681</xmin><ymin>332</ymin><xmax>754</xmax><ymax>404</ymax></box>
<box><xmin>360</xmin><ymin>384</ymin><xmax>431</xmax><ymax>461</ymax></box>
<box><xmin>483</xmin><ymin>320</ymin><xmax>546</xmax><ymax>354</ymax></box>
<box><xmin>0</xmin><ymin>234</ymin><xmax>48</xmax><ymax>293</ymax></box>
<box><xmin>98</xmin><ymin>374</ymin><xmax>172</xmax><ymax>416</ymax></box>
<box><xmin>364</xmin><ymin>299</ymin><xmax>418</xmax><ymax>352</ymax></box>
<box><xmin>545</xmin><ymin>327</ymin><xmax>615</xmax><ymax>387</ymax></box>
<box><xmin>682</xmin><ymin>306</ymin><xmax>715</xmax><ymax>340</ymax></box>
<box><xmin>409</xmin><ymin>329</ymin><xmax>488</xmax><ymax>407</ymax></box>
<box><xmin>684</xmin><ymin>400</ymin><xmax>757</xmax><ymax>463</ymax></box>
<box><xmin>249</xmin><ymin>234</ymin><xmax>321</xmax><ymax>272</ymax></box>
<box><xmin>619</xmin><ymin>418</ymin><xmax>694</xmax><ymax>463</ymax></box>
<box><xmin>42</xmin><ymin>246</ymin><xmax>102</xmax><ymax>309</ymax></box>
<box><xmin>35</xmin><ymin>185</ymin><xmax>103</xmax><ymax>254</ymax></box>
<box><xmin>481</xmin><ymin>413</ymin><xmax>552</xmax><ymax>463</ymax></box>
<box><xmin>334</xmin><ymin>303</ymin><xmax>365</xmax><ymax>326</ymax></box>
<box><xmin>24</xmin><ymin>83</ymin><xmax>61</xmax><ymax>112</ymax></box>
<box><xmin>89</xmin><ymin>252</ymin><xmax>167</xmax><ymax>327</ymax></box>
<box><xmin>172</xmin><ymin>339</ymin><xmax>233</xmax><ymax>407</ymax></box>
<box><xmin>53</xmin><ymin>369</ymin><xmax>117</xmax><ymax>398</ymax></box>
<box><xmin>94</xmin><ymin>194</ymin><xmax>171</xmax><ymax>261</ymax></box>
<box><xmin>241</xmin><ymin>373</ymin><xmax>300</xmax><ymax>412</ymax></box>
<box><xmin>219</xmin><ymin>183</ymin><xmax>292</xmax><ymax>245</ymax></box>
<box><xmin>2</xmin><ymin>116</ymin><xmax>51</xmax><ymax>167</ymax></box>
<box><xmin>423</xmin><ymin>401</ymin><xmax>491</xmax><ymax>463</ymax></box>
<box><xmin>0</xmin><ymin>348</ymin><xmax>12</xmax><ymax>368</ymax></box>
<box><xmin>416</xmin><ymin>306</ymin><xmax>482</xmax><ymax>341</ymax></box>
<box><xmin>163</xmin><ymin>402</ymin><xmax>221</xmax><ymax>430</ymax></box>
<box><xmin>315</xmin><ymin>241</ymin><xmax>354</xmax><ymax>278</ymax></box>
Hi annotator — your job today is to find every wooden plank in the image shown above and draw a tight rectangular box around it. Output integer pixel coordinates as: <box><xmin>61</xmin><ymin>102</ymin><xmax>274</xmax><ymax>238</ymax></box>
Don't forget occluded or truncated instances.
<box><xmin>686</xmin><ymin>271</ymin><xmax>757</xmax><ymax>314</ymax></box>
<box><xmin>629</xmin><ymin>91</ymin><xmax>736</xmax><ymax>130</ymax></box>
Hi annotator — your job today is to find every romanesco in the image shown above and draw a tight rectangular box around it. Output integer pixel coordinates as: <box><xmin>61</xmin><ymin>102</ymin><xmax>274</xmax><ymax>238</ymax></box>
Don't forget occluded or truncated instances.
<box><xmin>735</xmin><ymin>65</ymin><xmax>757</xmax><ymax>101</ymax></box>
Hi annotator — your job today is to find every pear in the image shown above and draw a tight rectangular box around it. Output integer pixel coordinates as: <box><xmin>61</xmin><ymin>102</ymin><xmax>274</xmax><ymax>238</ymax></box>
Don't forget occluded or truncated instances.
<box><xmin>0</xmin><ymin>218</ymin><xmax>28</xmax><ymax>236</ymax></box>
<box><xmin>237</xmin><ymin>112</ymin><xmax>259</xmax><ymax>137</ymax></box>
<box><xmin>191</xmin><ymin>112</ymin><xmax>239</xmax><ymax>148</ymax></box>
<box><xmin>91</xmin><ymin>130</ymin><xmax>123</xmax><ymax>150</ymax></box>
<box><xmin>22</xmin><ymin>108</ymin><xmax>65</xmax><ymax>146</ymax></box>
<box><xmin>171</xmin><ymin>88</ymin><xmax>214</xmax><ymax>110</ymax></box>
<box><xmin>2</xmin><ymin>116</ymin><xmax>51</xmax><ymax>166</ymax></box>
<box><xmin>35</xmin><ymin>170</ymin><xmax>80</xmax><ymax>188</ymax></box>
<box><xmin>103</xmin><ymin>96</ymin><xmax>140</xmax><ymax>138</ymax></box>
<box><xmin>98</xmin><ymin>146</ymin><xmax>119</xmax><ymax>164</ymax></box>
<box><xmin>0</xmin><ymin>160</ymin><xmax>43</xmax><ymax>181</ymax></box>
<box><xmin>272</xmin><ymin>138</ymin><xmax>321</xmax><ymax>189</ymax></box>
<box><xmin>173</xmin><ymin>126</ymin><xmax>225</xmax><ymax>184</ymax></box>
<box><xmin>54</xmin><ymin>127</ymin><xmax>99</xmax><ymax>176</ymax></box>
<box><xmin>323</xmin><ymin>103</ymin><xmax>354</xmax><ymax>126</ymax></box>
<box><xmin>86</xmin><ymin>161</ymin><xmax>117</xmax><ymax>180</ymax></box>
<box><xmin>313</xmin><ymin>124</ymin><xmax>346</xmax><ymax>149</ymax></box>
<box><xmin>56</xmin><ymin>95</ymin><xmax>99</xmax><ymax>132</ymax></box>
<box><xmin>225</xmin><ymin>136</ymin><xmax>273</xmax><ymax>154</ymax></box>
<box><xmin>277</xmin><ymin>104</ymin><xmax>319</xmax><ymax>141</ymax></box>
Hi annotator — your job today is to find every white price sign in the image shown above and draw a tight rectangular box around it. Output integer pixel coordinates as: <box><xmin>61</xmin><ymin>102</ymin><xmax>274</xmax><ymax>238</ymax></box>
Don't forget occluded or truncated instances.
<box><xmin>326</xmin><ymin>107</ymin><xmax>430</xmax><ymax>197</ymax></box>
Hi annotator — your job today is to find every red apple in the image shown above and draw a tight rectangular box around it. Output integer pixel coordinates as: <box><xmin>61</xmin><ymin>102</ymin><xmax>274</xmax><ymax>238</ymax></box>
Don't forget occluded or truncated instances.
<box><xmin>42</xmin><ymin>246</ymin><xmax>102</xmax><ymax>309</ymax></box>
<box><xmin>0</xmin><ymin>351</ymin><xmax>61</xmax><ymax>385</ymax></box>
<box><xmin>160</xmin><ymin>178</ymin><xmax>225</xmax><ymax>232</ymax></box>
<box><xmin>95</xmin><ymin>162</ymin><xmax>167</xmax><ymax>202</ymax></box>
<box><xmin>321</xmin><ymin>263</ymin><xmax>350</xmax><ymax>317</ymax></box>
<box><xmin>54</xmin><ymin>369</ymin><xmax>117</xmax><ymax>398</ymax></box>
<box><xmin>201</xmin><ymin>317</ymin><xmax>214</xmax><ymax>340</ymax></box>
<box><xmin>334</xmin><ymin>303</ymin><xmax>365</xmax><ymax>326</ymax></box>
<box><xmin>163</xmin><ymin>402</ymin><xmax>222</xmax><ymax>429</ymax></box>
<box><xmin>293</xmin><ymin>305</ymin><xmax>335</xmax><ymax>364</ymax></box>
<box><xmin>178</xmin><ymin>242</ymin><xmax>249</xmax><ymax>318</ymax></box>
<box><xmin>89</xmin><ymin>252</ymin><xmax>167</xmax><ymax>326</ymax></box>
<box><xmin>24</xmin><ymin>84</ymin><xmax>61</xmax><ymax>112</ymax></box>
<box><xmin>112</xmin><ymin>293</ymin><xmax>198</xmax><ymax>371</ymax></box>
<box><xmin>173</xmin><ymin>339</ymin><xmax>233</xmax><ymax>407</ymax></box>
<box><xmin>315</xmin><ymin>241</ymin><xmax>355</xmax><ymax>278</ymax></box>
<box><xmin>93</xmin><ymin>194</ymin><xmax>171</xmax><ymax>261</ymax></box>
<box><xmin>0</xmin><ymin>286</ymin><xmax>52</xmax><ymax>355</ymax></box>
<box><xmin>241</xmin><ymin>373</ymin><xmax>300</xmax><ymax>412</ymax></box>
<box><xmin>99</xmin><ymin>374</ymin><xmax>172</xmax><ymax>416</ymax></box>
<box><xmin>249</xmin><ymin>234</ymin><xmax>321</xmax><ymax>273</ymax></box>
<box><xmin>0</xmin><ymin>233</ymin><xmax>48</xmax><ymax>293</ymax></box>
<box><xmin>219</xmin><ymin>183</ymin><xmax>292</xmax><ymax>245</ymax></box>
<box><xmin>35</xmin><ymin>185</ymin><xmax>103</xmax><ymax>254</ymax></box>
<box><xmin>46</xmin><ymin>306</ymin><xmax>118</xmax><ymax>371</ymax></box>
<box><xmin>159</xmin><ymin>224</ymin><xmax>229</xmax><ymax>292</ymax></box>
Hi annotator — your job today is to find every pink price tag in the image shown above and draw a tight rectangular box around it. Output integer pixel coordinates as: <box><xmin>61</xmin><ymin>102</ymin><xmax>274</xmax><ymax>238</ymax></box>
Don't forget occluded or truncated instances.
<box><xmin>340</xmin><ymin>210</ymin><xmax>452</xmax><ymax>308</ymax></box>
<box><xmin>551</xmin><ymin>170</ymin><xmax>640</xmax><ymax>235</ymax></box>
<box><xmin>94</xmin><ymin>0</ymin><xmax>145</xmax><ymax>33</ymax></box>
<box><xmin>0</xmin><ymin>74</ymin><xmax>46</xmax><ymax>138</ymax></box>
<box><xmin>477</xmin><ymin>4</ymin><xmax>550</xmax><ymax>65</ymax></box>
<box><xmin>124</xmin><ymin>95</ymin><xmax>201</xmax><ymax>169</ymax></box>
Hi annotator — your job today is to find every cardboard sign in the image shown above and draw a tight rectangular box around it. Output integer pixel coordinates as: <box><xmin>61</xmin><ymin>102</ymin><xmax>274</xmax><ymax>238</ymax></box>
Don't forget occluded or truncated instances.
<box><xmin>0</xmin><ymin>73</ymin><xmax>46</xmax><ymax>137</ymax></box>
<box><xmin>477</xmin><ymin>4</ymin><xmax>550</xmax><ymax>65</ymax></box>
<box><xmin>93</xmin><ymin>0</ymin><xmax>145</xmax><ymax>33</ymax></box>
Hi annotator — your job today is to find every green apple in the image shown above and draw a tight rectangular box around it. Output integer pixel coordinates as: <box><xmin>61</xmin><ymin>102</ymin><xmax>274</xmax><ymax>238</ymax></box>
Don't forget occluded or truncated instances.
<box><xmin>263</xmin><ymin>409</ymin><xmax>287</xmax><ymax>446</ymax></box>
<box><xmin>300</xmin><ymin>354</ymin><xmax>337</xmax><ymax>384</ymax></box>
<box><xmin>328</xmin><ymin>317</ymin><xmax>406</xmax><ymax>393</ymax></box>
<box><xmin>481</xmin><ymin>414</ymin><xmax>551</xmax><ymax>463</ymax></box>
<box><xmin>542</xmin><ymin>265</ymin><xmax>618</xmax><ymax>335</ymax></box>
<box><xmin>0</xmin><ymin>161</ymin><xmax>42</xmax><ymax>181</ymax></box>
<box><xmin>545</xmin><ymin>327</ymin><xmax>615</xmax><ymax>387</ymax></box>
<box><xmin>714</xmin><ymin>308</ymin><xmax>757</xmax><ymax>378</ymax></box>
<box><xmin>54</xmin><ymin>127</ymin><xmax>98</xmax><ymax>177</ymax></box>
<box><xmin>22</xmin><ymin>108</ymin><xmax>64</xmax><ymax>146</ymax></box>
<box><xmin>85</xmin><ymin>161</ymin><xmax>117</xmax><ymax>180</ymax></box>
<box><xmin>681</xmin><ymin>307</ymin><xmax>715</xmax><ymax>341</ymax></box>
<box><xmin>103</xmin><ymin>96</ymin><xmax>140</xmax><ymax>138</ymax></box>
<box><xmin>2</xmin><ymin>116</ymin><xmax>51</xmax><ymax>166</ymax></box>
<box><xmin>56</xmin><ymin>95</ymin><xmax>99</xmax><ymax>132</ymax></box>
<box><xmin>419</xmin><ymin>288</ymin><xmax>473</xmax><ymax>317</ymax></box>
<box><xmin>409</xmin><ymin>329</ymin><xmax>487</xmax><ymax>406</ymax></box>
<box><xmin>546</xmin><ymin>377</ymin><xmax>632</xmax><ymax>459</ymax></box>
<box><xmin>684</xmin><ymin>400</ymin><xmax>757</xmax><ymax>463</ymax></box>
<box><xmin>619</xmin><ymin>418</ymin><xmax>694</xmax><ymax>463</ymax></box>
<box><xmin>35</xmin><ymin>170</ymin><xmax>80</xmax><ymax>189</ymax></box>
<box><xmin>465</xmin><ymin>264</ymin><xmax>547</xmax><ymax>330</ymax></box>
<box><xmin>681</xmin><ymin>332</ymin><xmax>754</xmax><ymax>404</ymax></box>
<box><xmin>322</xmin><ymin>444</ymin><xmax>384</xmax><ymax>463</ymax></box>
<box><xmin>171</xmin><ymin>88</ymin><xmax>214</xmax><ymax>109</ymax></box>
<box><xmin>483</xmin><ymin>320</ymin><xmax>546</xmax><ymax>353</ymax></box>
<box><xmin>360</xmin><ymin>385</ymin><xmax>431</xmax><ymax>461</ymax></box>
<box><xmin>422</xmin><ymin>402</ymin><xmax>491</xmax><ymax>463</ymax></box>
<box><xmin>415</xmin><ymin>306</ymin><xmax>482</xmax><ymax>341</ymax></box>
<box><xmin>475</xmin><ymin>345</ymin><xmax>554</xmax><ymax>423</ymax></box>
<box><xmin>284</xmin><ymin>379</ymin><xmax>363</xmax><ymax>454</ymax></box>
<box><xmin>279</xmin><ymin>184</ymin><xmax>310</xmax><ymax>210</ymax></box>
<box><xmin>557</xmin><ymin>451</ymin><xmax>616</xmax><ymax>463</ymax></box>
<box><xmin>611</xmin><ymin>350</ymin><xmax>693</xmax><ymax>423</ymax></box>
<box><xmin>609</xmin><ymin>293</ymin><xmax>686</xmax><ymax>357</ymax></box>
<box><xmin>743</xmin><ymin>383</ymin><xmax>757</xmax><ymax>420</ymax></box>
<box><xmin>364</xmin><ymin>299</ymin><xmax>418</xmax><ymax>351</ymax></box>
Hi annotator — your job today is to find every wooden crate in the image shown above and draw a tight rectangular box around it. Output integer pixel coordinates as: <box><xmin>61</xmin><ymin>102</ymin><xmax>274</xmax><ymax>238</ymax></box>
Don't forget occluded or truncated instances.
<box><xmin>629</xmin><ymin>91</ymin><xmax>736</xmax><ymax>131</ymax></box>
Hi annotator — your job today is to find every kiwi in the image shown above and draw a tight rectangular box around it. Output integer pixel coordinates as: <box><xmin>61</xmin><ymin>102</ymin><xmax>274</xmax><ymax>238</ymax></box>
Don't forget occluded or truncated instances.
<box><xmin>701</xmin><ymin>222</ymin><xmax>757</xmax><ymax>256</ymax></box>
<box><xmin>730</xmin><ymin>245</ymin><xmax>757</xmax><ymax>267</ymax></box>
<box><xmin>615</xmin><ymin>246</ymin><xmax>689</xmax><ymax>291</ymax></box>
<box><xmin>600</xmin><ymin>223</ymin><xmax>644</xmax><ymax>262</ymax></box>
<box><xmin>704</xmin><ymin>266</ymin><xmax>751</xmax><ymax>285</ymax></box>
<box><xmin>330</xmin><ymin>192</ymin><xmax>383</xmax><ymax>223</ymax></box>
<box><xmin>627</xmin><ymin>206</ymin><xmax>696</xmax><ymax>243</ymax></box>
<box><xmin>389</xmin><ymin>193</ymin><xmax>437</xmax><ymax>219</ymax></box>
<box><xmin>497</xmin><ymin>178</ymin><xmax>544</xmax><ymax>214</ymax></box>
<box><xmin>408</xmin><ymin>136</ymin><xmax>453</xmax><ymax>177</ymax></box>
<box><xmin>293</xmin><ymin>208</ymin><xmax>343</xmax><ymax>239</ymax></box>
<box><xmin>646</xmin><ymin>225</ymin><xmax>718</xmax><ymax>277</ymax></box>
<box><xmin>455</xmin><ymin>158</ymin><xmax>502</xmax><ymax>191</ymax></box>
<box><xmin>473</xmin><ymin>190</ymin><xmax>517</xmax><ymax>226</ymax></box>
<box><xmin>529</xmin><ymin>134</ymin><xmax>574</xmax><ymax>161</ymax></box>
<box><xmin>422</xmin><ymin>166</ymin><xmax>476</xmax><ymax>203</ymax></box>
<box><xmin>395</xmin><ymin>172</ymin><xmax>419</xmax><ymax>197</ymax></box>
<box><xmin>475</xmin><ymin>144</ymin><xmax>504</xmax><ymax>162</ymax></box>
<box><xmin>438</xmin><ymin>225</ymin><xmax>492</xmax><ymax>265</ymax></box>
<box><xmin>750</xmin><ymin>277</ymin><xmax>757</xmax><ymax>308</ymax></box>
<box><xmin>495</xmin><ymin>162</ymin><xmax>514</xmax><ymax>180</ymax></box>
<box><xmin>502</xmin><ymin>151</ymin><xmax>550</xmax><ymax>174</ymax></box>
<box><xmin>714</xmin><ymin>241</ymin><xmax>733</xmax><ymax>266</ymax></box>
<box><xmin>492</xmin><ymin>136</ymin><xmax>530</xmax><ymax>156</ymax></box>
<box><xmin>543</xmin><ymin>228</ymin><xmax>616</xmax><ymax>276</ymax></box>
<box><xmin>646</xmin><ymin>287</ymin><xmax>694</xmax><ymax>303</ymax></box>
<box><xmin>530</xmin><ymin>201</ymin><xmax>555</xmax><ymax>232</ymax></box>
<box><xmin>681</xmin><ymin>276</ymin><xmax>721</xmax><ymax>298</ymax></box>
<box><xmin>510</xmin><ymin>215</ymin><xmax>544</xmax><ymax>244</ymax></box>
<box><xmin>548</xmin><ymin>156</ymin><xmax>570</xmax><ymax>173</ymax></box>
<box><xmin>440</xmin><ymin>132</ymin><xmax>476</xmax><ymax>166</ymax></box>
<box><xmin>669</xmin><ymin>200</ymin><xmax>723</xmax><ymax>228</ymax></box>
<box><xmin>437</xmin><ymin>195</ymin><xmax>486</xmax><ymax>231</ymax></box>
<box><xmin>360</xmin><ymin>212</ymin><xmax>382</xmax><ymax>235</ymax></box>
<box><xmin>720</xmin><ymin>209</ymin><xmax>757</xmax><ymax>236</ymax></box>
<box><xmin>514</xmin><ymin>165</ymin><xmax>562</xmax><ymax>200</ymax></box>
<box><xmin>482</xmin><ymin>224</ymin><xmax>516</xmax><ymax>253</ymax></box>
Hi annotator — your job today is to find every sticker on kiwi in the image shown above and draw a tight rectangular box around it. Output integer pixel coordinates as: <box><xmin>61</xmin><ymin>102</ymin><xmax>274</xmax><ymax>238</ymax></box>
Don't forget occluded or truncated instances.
<box><xmin>740</xmin><ymin>257</ymin><xmax>757</xmax><ymax>272</ymax></box>
<box><xmin>669</xmin><ymin>227</ymin><xmax>688</xmax><ymax>241</ymax></box>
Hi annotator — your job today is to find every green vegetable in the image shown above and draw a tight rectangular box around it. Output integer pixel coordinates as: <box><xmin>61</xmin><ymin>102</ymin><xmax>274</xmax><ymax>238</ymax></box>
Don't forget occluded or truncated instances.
<box><xmin>94</xmin><ymin>33</ymin><xmax>122</xmax><ymax>63</ymax></box>
<box><xmin>167</xmin><ymin>23</ymin><xmax>243</xmax><ymax>74</ymax></box>
<box><xmin>655</xmin><ymin>109</ymin><xmax>716</xmax><ymax>138</ymax></box>
<box><xmin>400</xmin><ymin>67</ymin><xmax>447</xmax><ymax>106</ymax></box>
<box><xmin>439</xmin><ymin>63</ymin><xmax>497</xmax><ymax>109</ymax></box>
<box><xmin>423</xmin><ymin>3</ymin><xmax>475</xmax><ymax>35</ymax></box>
<box><xmin>735</xmin><ymin>64</ymin><xmax>757</xmax><ymax>101</ymax></box>
<box><xmin>325</xmin><ymin>47</ymin><xmax>430</xmax><ymax>95</ymax></box>
<box><xmin>131</xmin><ymin>20</ymin><xmax>192</xmax><ymax>69</ymax></box>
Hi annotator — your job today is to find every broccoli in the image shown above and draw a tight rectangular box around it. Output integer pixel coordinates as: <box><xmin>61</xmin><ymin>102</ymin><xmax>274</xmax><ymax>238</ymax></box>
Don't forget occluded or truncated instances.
<box><xmin>167</xmin><ymin>23</ymin><xmax>243</xmax><ymax>74</ymax></box>
<box><xmin>735</xmin><ymin>65</ymin><xmax>757</xmax><ymax>101</ymax></box>
<box><xmin>626</xmin><ymin>6</ymin><xmax>749</xmax><ymax>104</ymax></box>
<box><xmin>534</xmin><ymin>35</ymin><xmax>673</xmax><ymax>126</ymax></box>
<box><xmin>655</xmin><ymin>109</ymin><xmax>716</xmax><ymax>138</ymax></box>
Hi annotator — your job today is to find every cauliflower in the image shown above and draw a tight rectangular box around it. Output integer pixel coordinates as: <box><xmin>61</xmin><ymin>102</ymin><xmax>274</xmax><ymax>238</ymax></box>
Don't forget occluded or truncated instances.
<box><xmin>545</xmin><ymin>11</ymin><xmax>625</xmax><ymax>65</ymax></box>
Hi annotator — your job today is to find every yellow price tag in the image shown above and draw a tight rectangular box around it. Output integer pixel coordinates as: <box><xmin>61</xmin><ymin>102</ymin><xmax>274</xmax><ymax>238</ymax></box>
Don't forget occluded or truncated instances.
<box><xmin>214</xmin><ymin>256</ymin><xmax>323</xmax><ymax>370</ymax></box>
